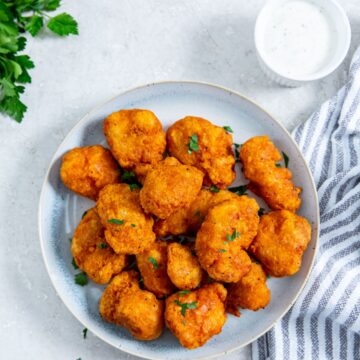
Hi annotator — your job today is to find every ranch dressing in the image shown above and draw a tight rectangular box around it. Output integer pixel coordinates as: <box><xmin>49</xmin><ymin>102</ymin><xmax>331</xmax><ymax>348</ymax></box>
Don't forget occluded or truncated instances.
<box><xmin>262</xmin><ymin>0</ymin><xmax>336</xmax><ymax>78</ymax></box>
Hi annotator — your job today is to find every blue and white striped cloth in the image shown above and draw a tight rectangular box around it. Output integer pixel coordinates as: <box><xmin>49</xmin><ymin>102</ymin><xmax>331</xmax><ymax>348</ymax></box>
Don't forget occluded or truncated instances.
<box><xmin>253</xmin><ymin>47</ymin><xmax>360</xmax><ymax>360</ymax></box>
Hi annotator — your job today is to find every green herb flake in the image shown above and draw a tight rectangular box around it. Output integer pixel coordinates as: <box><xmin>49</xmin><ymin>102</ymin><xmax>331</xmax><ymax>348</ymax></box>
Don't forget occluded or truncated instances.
<box><xmin>210</xmin><ymin>185</ymin><xmax>220</xmax><ymax>193</ymax></box>
<box><xmin>217</xmin><ymin>249</ymin><xmax>227</xmax><ymax>253</ymax></box>
<box><xmin>131</xmin><ymin>223</ymin><xmax>136</xmax><ymax>227</ymax></box>
<box><xmin>82</xmin><ymin>328</ymin><xmax>88</xmax><ymax>339</ymax></box>
<box><xmin>228</xmin><ymin>185</ymin><xmax>247</xmax><ymax>195</ymax></box>
<box><xmin>179</xmin><ymin>290</ymin><xmax>191</xmax><ymax>296</ymax></box>
<box><xmin>129</xmin><ymin>183</ymin><xmax>141</xmax><ymax>191</ymax></box>
<box><xmin>122</xmin><ymin>171</ymin><xmax>136</xmax><ymax>182</ymax></box>
<box><xmin>258</xmin><ymin>208</ymin><xmax>265</xmax><ymax>216</ymax></box>
<box><xmin>223</xmin><ymin>126</ymin><xmax>233</xmax><ymax>133</ymax></box>
<box><xmin>187</xmin><ymin>134</ymin><xmax>199</xmax><ymax>154</ymax></box>
<box><xmin>72</xmin><ymin>258</ymin><xmax>79</xmax><ymax>270</ymax></box>
<box><xmin>282</xmin><ymin>151</ymin><xmax>289</xmax><ymax>168</ymax></box>
<box><xmin>148</xmin><ymin>257</ymin><xmax>158</xmax><ymax>270</ymax></box>
<box><xmin>275</xmin><ymin>163</ymin><xmax>282</xmax><ymax>168</ymax></box>
<box><xmin>226</xmin><ymin>229</ymin><xmax>241</xmax><ymax>242</ymax></box>
<box><xmin>74</xmin><ymin>272</ymin><xmax>88</xmax><ymax>286</ymax></box>
<box><xmin>108</xmin><ymin>218</ymin><xmax>124</xmax><ymax>225</ymax></box>
<box><xmin>174</xmin><ymin>300</ymin><xmax>198</xmax><ymax>317</ymax></box>
<box><xmin>97</xmin><ymin>243</ymin><xmax>108</xmax><ymax>249</ymax></box>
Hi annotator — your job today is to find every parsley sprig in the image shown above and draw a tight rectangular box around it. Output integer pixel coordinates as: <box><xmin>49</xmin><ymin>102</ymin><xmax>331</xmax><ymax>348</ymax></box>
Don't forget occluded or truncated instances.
<box><xmin>228</xmin><ymin>185</ymin><xmax>247</xmax><ymax>195</ymax></box>
<box><xmin>0</xmin><ymin>1</ymin><xmax>78</xmax><ymax>123</ymax></box>
<box><xmin>174</xmin><ymin>299</ymin><xmax>198</xmax><ymax>316</ymax></box>
<box><xmin>148</xmin><ymin>256</ymin><xmax>158</xmax><ymax>270</ymax></box>
<box><xmin>187</xmin><ymin>134</ymin><xmax>199</xmax><ymax>154</ymax></box>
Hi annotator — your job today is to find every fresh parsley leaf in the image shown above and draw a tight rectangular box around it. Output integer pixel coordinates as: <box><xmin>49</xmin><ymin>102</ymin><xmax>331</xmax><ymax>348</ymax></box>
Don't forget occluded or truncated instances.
<box><xmin>228</xmin><ymin>185</ymin><xmax>247</xmax><ymax>195</ymax></box>
<box><xmin>25</xmin><ymin>15</ymin><xmax>44</xmax><ymax>37</ymax></box>
<box><xmin>74</xmin><ymin>272</ymin><xmax>88</xmax><ymax>286</ymax></box>
<box><xmin>226</xmin><ymin>229</ymin><xmax>241</xmax><ymax>241</ymax></box>
<box><xmin>129</xmin><ymin>183</ymin><xmax>140</xmax><ymax>191</ymax></box>
<box><xmin>258</xmin><ymin>208</ymin><xmax>265</xmax><ymax>216</ymax></box>
<box><xmin>282</xmin><ymin>151</ymin><xmax>289</xmax><ymax>168</ymax></box>
<box><xmin>210</xmin><ymin>185</ymin><xmax>220</xmax><ymax>193</ymax></box>
<box><xmin>45</xmin><ymin>0</ymin><xmax>61</xmax><ymax>11</ymax></box>
<box><xmin>0</xmin><ymin>96</ymin><xmax>27</xmax><ymax>123</ymax></box>
<box><xmin>187</xmin><ymin>134</ymin><xmax>199</xmax><ymax>154</ymax></box>
<box><xmin>131</xmin><ymin>223</ymin><xmax>136</xmax><ymax>227</ymax></box>
<box><xmin>82</xmin><ymin>328</ymin><xmax>87</xmax><ymax>339</ymax></box>
<box><xmin>148</xmin><ymin>257</ymin><xmax>158</xmax><ymax>270</ymax></box>
<box><xmin>47</xmin><ymin>13</ymin><xmax>78</xmax><ymax>36</ymax></box>
<box><xmin>217</xmin><ymin>249</ymin><xmax>227</xmax><ymax>253</ymax></box>
<box><xmin>122</xmin><ymin>171</ymin><xmax>136</xmax><ymax>182</ymax></box>
<box><xmin>179</xmin><ymin>290</ymin><xmax>191</xmax><ymax>296</ymax></box>
<box><xmin>108</xmin><ymin>218</ymin><xmax>124</xmax><ymax>225</ymax></box>
<box><xmin>223</xmin><ymin>126</ymin><xmax>233</xmax><ymax>133</ymax></box>
<box><xmin>97</xmin><ymin>243</ymin><xmax>108</xmax><ymax>249</ymax></box>
<box><xmin>174</xmin><ymin>300</ymin><xmax>198</xmax><ymax>316</ymax></box>
<box><xmin>72</xmin><ymin>257</ymin><xmax>79</xmax><ymax>270</ymax></box>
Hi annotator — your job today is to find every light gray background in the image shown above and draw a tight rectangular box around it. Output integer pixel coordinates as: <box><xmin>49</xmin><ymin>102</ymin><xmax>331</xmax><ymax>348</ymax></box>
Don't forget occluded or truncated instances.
<box><xmin>0</xmin><ymin>1</ymin><xmax>359</xmax><ymax>359</ymax></box>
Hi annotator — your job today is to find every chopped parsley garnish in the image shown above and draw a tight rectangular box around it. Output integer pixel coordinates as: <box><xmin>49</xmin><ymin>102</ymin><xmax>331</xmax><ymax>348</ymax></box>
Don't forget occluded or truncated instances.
<box><xmin>174</xmin><ymin>300</ymin><xmax>198</xmax><ymax>316</ymax></box>
<box><xmin>258</xmin><ymin>208</ymin><xmax>265</xmax><ymax>216</ymax></box>
<box><xmin>223</xmin><ymin>126</ymin><xmax>233</xmax><ymax>133</ymax></box>
<box><xmin>82</xmin><ymin>328</ymin><xmax>88</xmax><ymax>339</ymax></box>
<box><xmin>74</xmin><ymin>272</ymin><xmax>88</xmax><ymax>286</ymax></box>
<box><xmin>217</xmin><ymin>249</ymin><xmax>227</xmax><ymax>253</ymax></box>
<box><xmin>282</xmin><ymin>151</ymin><xmax>289</xmax><ymax>168</ymax></box>
<box><xmin>131</xmin><ymin>223</ymin><xmax>136</xmax><ymax>227</ymax></box>
<box><xmin>72</xmin><ymin>258</ymin><xmax>79</xmax><ymax>270</ymax></box>
<box><xmin>226</xmin><ymin>229</ymin><xmax>241</xmax><ymax>242</ymax></box>
<box><xmin>228</xmin><ymin>185</ymin><xmax>247</xmax><ymax>195</ymax></box>
<box><xmin>187</xmin><ymin>134</ymin><xmax>199</xmax><ymax>154</ymax></box>
<box><xmin>275</xmin><ymin>163</ymin><xmax>281</xmax><ymax>168</ymax></box>
<box><xmin>234</xmin><ymin>143</ymin><xmax>241</xmax><ymax>162</ymax></box>
<box><xmin>121</xmin><ymin>171</ymin><xmax>136</xmax><ymax>182</ymax></box>
<box><xmin>148</xmin><ymin>257</ymin><xmax>158</xmax><ymax>270</ymax></box>
<box><xmin>97</xmin><ymin>243</ymin><xmax>108</xmax><ymax>249</ymax></box>
<box><xmin>129</xmin><ymin>183</ymin><xmax>141</xmax><ymax>191</ymax></box>
<box><xmin>179</xmin><ymin>290</ymin><xmax>191</xmax><ymax>296</ymax></box>
<box><xmin>210</xmin><ymin>185</ymin><xmax>220</xmax><ymax>193</ymax></box>
<box><xmin>81</xmin><ymin>210</ymin><xmax>88</xmax><ymax>219</ymax></box>
<box><xmin>108</xmin><ymin>218</ymin><xmax>124</xmax><ymax>225</ymax></box>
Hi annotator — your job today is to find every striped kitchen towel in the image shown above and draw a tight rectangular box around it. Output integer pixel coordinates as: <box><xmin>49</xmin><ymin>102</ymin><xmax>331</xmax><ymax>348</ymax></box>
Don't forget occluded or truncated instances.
<box><xmin>253</xmin><ymin>47</ymin><xmax>360</xmax><ymax>360</ymax></box>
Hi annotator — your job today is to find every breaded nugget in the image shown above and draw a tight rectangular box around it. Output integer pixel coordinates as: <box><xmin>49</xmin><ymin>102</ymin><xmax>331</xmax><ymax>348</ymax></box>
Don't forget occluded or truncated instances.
<box><xmin>136</xmin><ymin>240</ymin><xmax>175</xmax><ymax>297</ymax></box>
<box><xmin>165</xmin><ymin>283</ymin><xmax>227</xmax><ymax>349</ymax></box>
<box><xmin>72</xmin><ymin>208</ymin><xmax>127</xmax><ymax>284</ymax></box>
<box><xmin>240</xmin><ymin>136</ymin><xmax>301</xmax><ymax>212</ymax></box>
<box><xmin>249</xmin><ymin>210</ymin><xmax>311</xmax><ymax>277</ymax></box>
<box><xmin>167</xmin><ymin>243</ymin><xmax>203</xmax><ymax>290</ymax></box>
<box><xmin>99</xmin><ymin>271</ymin><xmax>164</xmax><ymax>340</ymax></box>
<box><xmin>60</xmin><ymin>145</ymin><xmax>120</xmax><ymax>200</ymax></box>
<box><xmin>154</xmin><ymin>189</ymin><xmax>238</xmax><ymax>237</ymax></box>
<box><xmin>167</xmin><ymin>116</ymin><xmax>235</xmax><ymax>188</ymax></box>
<box><xmin>195</xmin><ymin>197</ymin><xmax>260</xmax><ymax>283</ymax></box>
<box><xmin>226</xmin><ymin>261</ymin><xmax>271</xmax><ymax>316</ymax></box>
<box><xmin>103</xmin><ymin>109</ymin><xmax>166</xmax><ymax>181</ymax></box>
<box><xmin>97</xmin><ymin>184</ymin><xmax>155</xmax><ymax>254</ymax></box>
<box><xmin>140</xmin><ymin>157</ymin><xmax>204</xmax><ymax>219</ymax></box>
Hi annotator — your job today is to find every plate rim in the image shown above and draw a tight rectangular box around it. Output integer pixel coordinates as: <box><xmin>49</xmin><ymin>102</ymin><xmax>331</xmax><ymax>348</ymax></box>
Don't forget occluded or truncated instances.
<box><xmin>38</xmin><ymin>80</ymin><xmax>320</xmax><ymax>360</ymax></box>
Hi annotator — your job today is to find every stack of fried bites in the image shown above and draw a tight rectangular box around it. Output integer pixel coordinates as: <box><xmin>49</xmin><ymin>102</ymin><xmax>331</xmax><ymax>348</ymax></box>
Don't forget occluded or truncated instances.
<box><xmin>60</xmin><ymin>109</ymin><xmax>312</xmax><ymax>349</ymax></box>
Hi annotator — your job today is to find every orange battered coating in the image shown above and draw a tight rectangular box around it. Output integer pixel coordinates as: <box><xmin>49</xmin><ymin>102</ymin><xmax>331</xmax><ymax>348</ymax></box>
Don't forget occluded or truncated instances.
<box><xmin>167</xmin><ymin>116</ymin><xmax>236</xmax><ymax>188</ymax></box>
<box><xmin>136</xmin><ymin>240</ymin><xmax>175</xmax><ymax>298</ymax></box>
<box><xmin>103</xmin><ymin>109</ymin><xmax>166</xmax><ymax>181</ymax></box>
<box><xmin>165</xmin><ymin>283</ymin><xmax>227</xmax><ymax>349</ymax></box>
<box><xmin>195</xmin><ymin>196</ymin><xmax>260</xmax><ymax>283</ymax></box>
<box><xmin>60</xmin><ymin>145</ymin><xmax>120</xmax><ymax>200</ymax></box>
<box><xmin>71</xmin><ymin>208</ymin><xmax>127</xmax><ymax>284</ymax></box>
<box><xmin>249</xmin><ymin>210</ymin><xmax>312</xmax><ymax>277</ymax></box>
<box><xmin>139</xmin><ymin>157</ymin><xmax>204</xmax><ymax>219</ymax></box>
<box><xmin>226</xmin><ymin>261</ymin><xmax>271</xmax><ymax>316</ymax></box>
<box><xmin>239</xmin><ymin>136</ymin><xmax>301</xmax><ymax>212</ymax></box>
<box><xmin>154</xmin><ymin>189</ymin><xmax>238</xmax><ymax>237</ymax></box>
<box><xmin>99</xmin><ymin>271</ymin><xmax>164</xmax><ymax>340</ymax></box>
<box><xmin>167</xmin><ymin>243</ymin><xmax>203</xmax><ymax>290</ymax></box>
<box><xmin>96</xmin><ymin>184</ymin><xmax>155</xmax><ymax>254</ymax></box>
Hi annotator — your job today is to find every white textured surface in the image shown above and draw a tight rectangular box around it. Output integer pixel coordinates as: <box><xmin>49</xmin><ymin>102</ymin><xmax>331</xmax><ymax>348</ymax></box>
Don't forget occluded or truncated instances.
<box><xmin>0</xmin><ymin>1</ymin><xmax>359</xmax><ymax>359</ymax></box>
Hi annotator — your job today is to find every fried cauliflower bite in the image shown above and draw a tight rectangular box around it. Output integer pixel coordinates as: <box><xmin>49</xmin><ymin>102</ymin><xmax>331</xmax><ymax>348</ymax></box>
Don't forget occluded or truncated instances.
<box><xmin>99</xmin><ymin>271</ymin><xmax>164</xmax><ymax>340</ymax></box>
<box><xmin>140</xmin><ymin>157</ymin><xmax>204</xmax><ymax>219</ymax></box>
<box><xmin>195</xmin><ymin>197</ymin><xmax>260</xmax><ymax>283</ymax></box>
<box><xmin>60</xmin><ymin>145</ymin><xmax>120</xmax><ymax>200</ymax></box>
<box><xmin>167</xmin><ymin>243</ymin><xmax>203</xmax><ymax>290</ymax></box>
<box><xmin>136</xmin><ymin>240</ymin><xmax>175</xmax><ymax>298</ymax></box>
<box><xmin>249</xmin><ymin>210</ymin><xmax>312</xmax><ymax>277</ymax></box>
<box><xmin>166</xmin><ymin>116</ymin><xmax>236</xmax><ymax>188</ymax></box>
<box><xmin>71</xmin><ymin>208</ymin><xmax>127</xmax><ymax>284</ymax></box>
<box><xmin>165</xmin><ymin>283</ymin><xmax>227</xmax><ymax>349</ymax></box>
<box><xmin>239</xmin><ymin>136</ymin><xmax>301</xmax><ymax>212</ymax></box>
<box><xmin>154</xmin><ymin>189</ymin><xmax>238</xmax><ymax>237</ymax></box>
<box><xmin>96</xmin><ymin>184</ymin><xmax>155</xmax><ymax>254</ymax></box>
<box><xmin>103</xmin><ymin>109</ymin><xmax>166</xmax><ymax>182</ymax></box>
<box><xmin>226</xmin><ymin>261</ymin><xmax>271</xmax><ymax>316</ymax></box>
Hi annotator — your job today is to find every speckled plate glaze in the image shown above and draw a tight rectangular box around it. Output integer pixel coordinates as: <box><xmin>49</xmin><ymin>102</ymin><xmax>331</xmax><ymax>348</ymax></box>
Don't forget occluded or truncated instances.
<box><xmin>39</xmin><ymin>81</ymin><xmax>319</xmax><ymax>360</ymax></box>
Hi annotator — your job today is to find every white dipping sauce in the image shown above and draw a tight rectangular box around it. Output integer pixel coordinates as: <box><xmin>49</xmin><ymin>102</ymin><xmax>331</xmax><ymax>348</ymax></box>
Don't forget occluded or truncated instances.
<box><xmin>262</xmin><ymin>0</ymin><xmax>336</xmax><ymax>78</ymax></box>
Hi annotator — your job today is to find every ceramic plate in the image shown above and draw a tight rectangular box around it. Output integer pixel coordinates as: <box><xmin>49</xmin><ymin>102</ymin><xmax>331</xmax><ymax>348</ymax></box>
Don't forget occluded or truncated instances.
<box><xmin>39</xmin><ymin>81</ymin><xmax>319</xmax><ymax>359</ymax></box>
